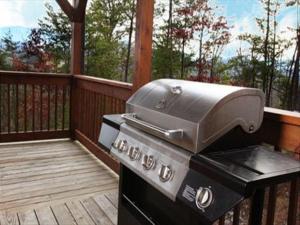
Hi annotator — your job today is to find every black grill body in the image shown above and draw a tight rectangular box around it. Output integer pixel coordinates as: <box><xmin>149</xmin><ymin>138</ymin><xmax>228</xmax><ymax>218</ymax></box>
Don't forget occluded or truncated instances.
<box><xmin>99</xmin><ymin>114</ymin><xmax>300</xmax><ymax>225</ymax></box>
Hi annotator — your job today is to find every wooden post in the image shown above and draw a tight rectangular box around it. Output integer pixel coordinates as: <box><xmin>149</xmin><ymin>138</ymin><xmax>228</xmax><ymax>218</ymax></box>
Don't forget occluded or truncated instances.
<box><xmin>132</xmin><ymin>0</ymin><xmax>155</xmax><ymax>92</ymax></box>
<box><xmin>71</xmin><ymin>21</ymin><xmax>85</xmax><ymax>74</ymax></box>
<box><xmin>70</xmin><ymin>21</ymin><xmax>85</xmax><ymax>138</ymax></box>
<box><xmin>70</xmin><ymin>0</ymin><xmax>87</xmax><ymax>138</ymax></box>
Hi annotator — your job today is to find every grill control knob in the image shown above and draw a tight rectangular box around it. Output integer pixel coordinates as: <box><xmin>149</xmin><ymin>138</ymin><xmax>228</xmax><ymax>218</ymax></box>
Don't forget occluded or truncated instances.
<box><xmin>142</xmin><ymin>155</ymin><xmax>156</xmax><ymax>170</ymax></box>
<box><xmin>113</xmin><ymin>139</ymin><xmax>121</xmax><ymax>149</ymax></box>
<box><xmin>118</xmin><ymin>140</ymin><xmax>128</xmax><ymax>153</ymax></box>
<box><xmin>113</xmin><ymin>139</ymin><xmax>124</xmax><ymax>149</ymax></box>
<box><xmin>195</xmin><ymin>187</ymin><xmax>213</xmax><ymax>209</ymax></box>
<box><xmin>129</xmin><ymin>147</ymin><xmax>141</xmax><ymax>161</ymax></box>
<box><xmin>158</xmin><ymin>165</ymin><xmax>173</xmax><ymax>182</ymax></box>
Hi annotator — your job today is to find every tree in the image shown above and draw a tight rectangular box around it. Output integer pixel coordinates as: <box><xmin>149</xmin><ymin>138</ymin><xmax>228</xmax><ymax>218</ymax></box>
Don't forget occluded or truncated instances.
<box><xmin>21</xmin><ymin>28</ymin><xmax>54</xmax><ymax>72</ymax></box>
<box><xmin>285</xmin><ymin>0</ymin><xmax>300</xmax><ymax>110</ymax></box>
<box><xmin>123</xmin><ymin>0</ymin><xmax>136</xmax><ymax>82</ymax></box>
<box><xmin>172</xmin><ymin>1</ymin><xmax>195</xmax><ymax>78</ymax></box>
<box><xmin>239</xmin><ymin>0</ymin><xmax>292</xmax><ymax>106</ymax></box>
<box><xmin>0</xmin><ymin>31</ymin><xmax>19</xmax><ymax>70</ymax></box>
<box><xmin>191</xmin><ymin>0</ymin><xmax>231</xmax><ymax>78</ymax></box>
<box><xmin>85</xmin><ymin>0</ymin><xmax>134</xmax><ymax>80</ymax></box>
<box><xmin>38</xmin><ymin>3</ymin><xmax>71</xmax><ymax>73</ymax></box>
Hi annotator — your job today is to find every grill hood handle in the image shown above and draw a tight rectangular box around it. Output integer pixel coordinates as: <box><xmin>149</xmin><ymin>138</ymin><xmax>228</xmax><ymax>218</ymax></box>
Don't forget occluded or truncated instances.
<box><xmin>122</xmin><ymin>113</ymin><xmax>184</xmax><ymax>140</ymax></box>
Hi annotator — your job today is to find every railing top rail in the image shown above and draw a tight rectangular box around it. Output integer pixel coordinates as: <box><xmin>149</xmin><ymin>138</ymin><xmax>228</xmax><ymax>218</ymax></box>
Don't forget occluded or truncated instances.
<box><xmin>264</xmin><ymin>107</ymin><xmax>300</xmax><ymax>126</ymax></box>
<box><xmin>0</xmin><ymin>70</ymin><xmax>72</xmax><ymax>78</ymax></box>
<box><xmin>74</xmin><ymin>74</ymin><xmax>133</xmax><ymax>90</ymax></box>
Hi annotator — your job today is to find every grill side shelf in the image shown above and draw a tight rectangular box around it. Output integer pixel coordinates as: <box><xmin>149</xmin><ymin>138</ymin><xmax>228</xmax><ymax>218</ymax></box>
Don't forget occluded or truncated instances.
<box><xmin>193</xmin><ymin>146</ymin><xmax>300</xmax><ymax>195</ymax></box>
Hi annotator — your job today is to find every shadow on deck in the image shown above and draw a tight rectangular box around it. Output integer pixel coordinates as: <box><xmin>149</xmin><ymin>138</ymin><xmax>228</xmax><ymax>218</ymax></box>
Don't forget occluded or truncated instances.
<box><xmin>0</xmin><ymin>140</ymin><xmax>118</xmax><ymax>225</ymax></box>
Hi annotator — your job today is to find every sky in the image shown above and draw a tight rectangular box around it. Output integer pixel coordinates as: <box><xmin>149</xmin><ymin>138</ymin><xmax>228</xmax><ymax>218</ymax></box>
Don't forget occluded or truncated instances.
<box><xmin>217</xmin><ymin>0</ymin><xmax>298</xmax><ymax>59</ymax></box>
<box><xmin>0</xmin><ymin>0</ymin><xmax>298</xmax><ymax>59</ymax></box>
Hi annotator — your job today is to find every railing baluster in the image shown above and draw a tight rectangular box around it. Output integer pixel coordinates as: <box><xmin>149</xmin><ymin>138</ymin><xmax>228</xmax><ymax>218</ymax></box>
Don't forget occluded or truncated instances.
<box><xmin>0</xmin><ymin>84</ymin><xmax>2</xmax><ymax>133</ymax></box>
<box><xmin>233</xmin><ymin>205</ymin><xmax>240</xmax><ymax>225</ymax></box>
<box><xmin>40</xmin><ymin>85</ymin><xmax>43</xmax><ymax>131</ymax></box>
<box><xmin>87</xmin><ymin>91</ymin><xmax>92</xmax><ymax>139</ymax></box>
<box><xmin>248</xmin><ymin>189</ymin><xmax>265</xmax><ymax>225</ymax></box>
<box><xmin>7</xmin><ymin>84</ymin><xmax>10</xmax><ymax>133</ymax></box>
<box><xmin>77</xmin><ymin>88</ymin><xmax>81</xmax><ymax>131</ymax></box>
<box><xmin>24</xmin><ymin>84</ymin><xmax>27</xmax><ymax>132</ymax></box>
<box><xmin>92</xmin><ymin>92</ymin><xmax>97</xmax><ymax>142</ymax></box>
<box><xmin>287</xmin><ymin>178</ymin><xmax>299</xmax><ymax>225</ymax></box>
<box><xmin>16</xmin><ymin>84</ymin><xmax>19</xmax><ymax>133</ymax></box>
<box><xmin>48</xmin><ymin>85</ymin><xmax>50</xmax><ymax>131</ymax></box>
<box><xmin>218</xmin><ymin>215</ymin><xmax>225</xmax><ymax>225</ymax></box>
<box><xmin>266</xmin><ymin>145</ymin><xmax>280</xmax><ymax>225</ymax></box>
<box><xmin>62</xmin><ymin>86</ymin><xmax>65</xmax><ymax>130</ymax></box>
<box><xmin>32</xmin><ymin>84</ymin><xmax>35</xmax><ymax>131</ymax></box>
<box><xmin>266</xmin><ymin>185</ymin><xmax>277</xmax><ymax>225</ymax></box>
<box><xmin>55</xmin><ymin>85</ymin><xmax>58</xmax><ymax>130</ymax></box>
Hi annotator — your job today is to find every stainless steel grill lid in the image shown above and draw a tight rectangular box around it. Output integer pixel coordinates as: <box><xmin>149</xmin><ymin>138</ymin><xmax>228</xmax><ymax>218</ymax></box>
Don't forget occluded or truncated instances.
<box><xmin>123</xmin><ymin>79</ymin><xmax>265</xmax><ymax>153</ymax></box>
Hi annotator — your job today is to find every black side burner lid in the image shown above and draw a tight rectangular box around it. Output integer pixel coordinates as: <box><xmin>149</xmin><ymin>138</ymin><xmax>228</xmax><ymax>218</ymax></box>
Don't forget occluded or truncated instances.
<box><xmin>191</xmin><ymin>146</ymin><xmax>300</xmax><ymax>195</ymax></box>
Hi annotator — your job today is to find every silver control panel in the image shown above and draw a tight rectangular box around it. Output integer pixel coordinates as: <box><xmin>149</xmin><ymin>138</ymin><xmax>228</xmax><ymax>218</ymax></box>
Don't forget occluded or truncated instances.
<box><xmin>111</xmin><ymin>124</ymin><xmax>191</xmax><ymax>201</ymax></box>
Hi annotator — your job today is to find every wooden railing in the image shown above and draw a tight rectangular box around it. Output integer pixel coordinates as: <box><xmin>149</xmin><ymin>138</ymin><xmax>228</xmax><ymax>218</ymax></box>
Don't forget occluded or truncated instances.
<box><xmin>72</xmin><ymin>75</ymin><xmax>132</xmax><ymax>173</ymax></box>
<box><xmin>70</xmin><ymin>75</ymin><xmax>299</xmax><ymax>225</ymax></box>
<box><xmin>0</xmin><ymin>71</ymin><xmax>72</xmax><ymax>142</ymax></box>
<box><xmin>0</xmin><ymin>71</ymin><xmax>299</xmax><ymax>225</ymax></box>
<box><xmin>217</xmin><ymin>108</ymin><xmax>300</xmax><ymax>225</ymax></box>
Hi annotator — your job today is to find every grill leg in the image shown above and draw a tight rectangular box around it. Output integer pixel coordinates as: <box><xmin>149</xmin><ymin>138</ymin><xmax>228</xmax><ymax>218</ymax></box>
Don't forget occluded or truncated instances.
<box><xmin>248</xmin><ymin>188</ymin><xmax>265</xmax><ymax>225</ymax></box>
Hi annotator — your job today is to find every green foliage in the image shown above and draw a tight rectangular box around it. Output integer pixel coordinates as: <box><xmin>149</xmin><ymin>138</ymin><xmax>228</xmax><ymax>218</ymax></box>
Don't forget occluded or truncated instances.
<box><xmin>85</xmin><ymin>0</ymin><xmax>135</xmax><ymax>80</ymax></box>
<box><xmin>86</xmin><ymin>39</ymin><xmax>126</xmax><ymax>80</ymax></box>
<box><xmin>0</xmin><ymin>31</ymin><xmax>18</xmax><ymax>70</ymax></box>
<box><xmin>38</xmin><ymin>3</ymin><xmax>71</xmax><ymax>73</ymax></box>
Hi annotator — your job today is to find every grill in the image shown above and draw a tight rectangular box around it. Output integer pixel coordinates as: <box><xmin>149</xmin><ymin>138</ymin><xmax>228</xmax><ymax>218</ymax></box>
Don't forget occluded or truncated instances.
<box><xmin>98</xmin><ymin>79</ymin><xmax>300</xmax><ymax>225</ymax></box>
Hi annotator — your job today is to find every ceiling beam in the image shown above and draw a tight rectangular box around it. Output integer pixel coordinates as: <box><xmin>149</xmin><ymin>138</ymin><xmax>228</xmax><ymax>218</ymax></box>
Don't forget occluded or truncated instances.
<box><xmin>55</xmin><ymin>0</ymin><xmax>74</xmax><ymax>21</ymax></box>
<box><xmin>73</xmin><ymin>0</ymin><xmax>88</xmax><ymax>22</ymax></box>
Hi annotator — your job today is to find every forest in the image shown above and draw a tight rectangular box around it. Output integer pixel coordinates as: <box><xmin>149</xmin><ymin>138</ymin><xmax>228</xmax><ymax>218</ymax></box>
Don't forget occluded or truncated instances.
<box><xmin>0</xmin><ymin>0</ymin><xmax>299</xmax><ymax>111</ymax></box>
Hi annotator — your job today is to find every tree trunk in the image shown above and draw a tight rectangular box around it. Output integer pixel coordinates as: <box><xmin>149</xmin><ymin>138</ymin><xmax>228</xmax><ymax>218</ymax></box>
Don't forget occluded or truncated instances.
<box><xmin>167</xmin><ymin>0</ymin><xmax>173</xmax><ymax>78</ymax></box>
<box><xmin>124</xmin><ymin>0</ymin><xmax>135</xmax><ymax>82</ymax></box>
<box><xmin>181</xmin><ymin>39</ymin><xmax>185</xmax><ymax>79</ymax></box>
<box><xmin>262</xmin><ymin>0</ymin><xmax>271</xmax><ymax>93</ymax></box>
<box><xmin>251</xmin><ymin>48</ymin><xmax>256</xmax><ymax>87</ymax></box>
<box><xmin>289</xmin><ymin>29</ymin><xmax>300</xmax><ymax>110</ymax></box>
<box><xmin>198</xmin><ymin>29</ymin><xmax>204</xmax><ymax>76</ymax></box>
<box><xmin>210</xmin><ymin>57</ymin><xmax>214</xmax><ymax>79</ymax></box>
<box><xmin>266</xmin><ymin>12</ymin><xmax>277</xmax><ymax>107</ymax></box>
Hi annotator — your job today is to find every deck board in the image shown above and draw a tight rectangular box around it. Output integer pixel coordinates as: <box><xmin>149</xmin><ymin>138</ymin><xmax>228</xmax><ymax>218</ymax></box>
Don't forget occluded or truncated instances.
<box><xmin>0</xmin><ymin>140</ymin><xmax>119</xmax><ymax>225</ymax></box>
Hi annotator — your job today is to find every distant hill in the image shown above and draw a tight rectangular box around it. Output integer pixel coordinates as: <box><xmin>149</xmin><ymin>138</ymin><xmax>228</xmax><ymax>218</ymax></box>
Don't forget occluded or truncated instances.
<box><xmin>0</xmin><ymin>26</ymin><xmax>32</xmax><ymax>43</ymax></box>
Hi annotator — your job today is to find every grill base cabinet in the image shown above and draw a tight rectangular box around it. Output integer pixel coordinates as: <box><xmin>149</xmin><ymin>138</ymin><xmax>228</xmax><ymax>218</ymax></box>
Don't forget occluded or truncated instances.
<box><xmin>98</xmin><ymin>80</ymin><xmax>300</xmax><ymax>225</ymax></box>
<box><xmin>119</xmin><ymin>166</ymin><xmax>209</xmax><ymax>225</ymax></box>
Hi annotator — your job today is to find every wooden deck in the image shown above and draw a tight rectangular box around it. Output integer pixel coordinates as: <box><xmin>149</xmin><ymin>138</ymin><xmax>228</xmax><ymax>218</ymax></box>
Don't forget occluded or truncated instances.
<box><xmin>0</xmin><ymin>140</ymin><xmax>119</xmax><ymax>225</ymax></box>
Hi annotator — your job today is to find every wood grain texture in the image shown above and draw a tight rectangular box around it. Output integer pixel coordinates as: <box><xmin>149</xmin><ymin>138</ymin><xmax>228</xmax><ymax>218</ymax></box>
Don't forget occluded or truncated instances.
<box><xmin>35</xmin><ymin>206</ymin><xmax>58</xmax><ymax>225</ymax></box>
<box><xmin>133</xmin><ymin>0</ymin><xmax>154</xmax><ymax>92</ymax></box>
<box><xmin>66</xmin><ymin>200</ymin><xmax>95</xmax><ymax>225</ymax></box>
<box><xmin>18</xmin><ymin>210</ymin><xmax>39</xmax><ymax>225</ymax></box>
<box><xmin>0</xmin><ymin>140</ymin><xmax>118</xmax><ymax>213</ymax></box>
<box><xmin>55</xmin><ymin>0</ymin><xmax>74</xmax><ymax>21</ymax></box>
<box><xmin>261</xmin><ymin>108</ymin><xmax>300</xmax><ymax>156</ymax></box>
<box><xmin>81</xmin><ymin>198</ymin><xmax>113</xmax><ymax>225</ymax></box>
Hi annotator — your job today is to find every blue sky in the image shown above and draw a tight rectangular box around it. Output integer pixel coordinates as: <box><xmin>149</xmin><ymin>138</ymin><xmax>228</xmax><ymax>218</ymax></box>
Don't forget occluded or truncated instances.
<box><xmin>0</xmin><ymin>0</ymin><xmax>297</xmax><ymax>58</ymax></box>
<box><xmin>216</xmin><ymin>0</ymin><xmax>297</xmax><ymax>58</ymax></box>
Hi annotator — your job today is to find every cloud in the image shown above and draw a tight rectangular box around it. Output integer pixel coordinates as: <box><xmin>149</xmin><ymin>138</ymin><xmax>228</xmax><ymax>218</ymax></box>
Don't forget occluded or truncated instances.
<box><xmin>223</xmin><ymin>16</ymin><xmax>260</xmax><ymax>59</ymax></box>
<box><xmin>0</xmin><ymin>0</ymin><xmax>57</xmax><ymax>28</ymax></box>
<box><xmin>278</xmin><ymin>10</ymin><xmax>298</xmax><ymax>59</ymax></box>
<box><xmin>223</xmin><ymin>3</ymin><xmax>297</xmax><ymax>60</ymax></box>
